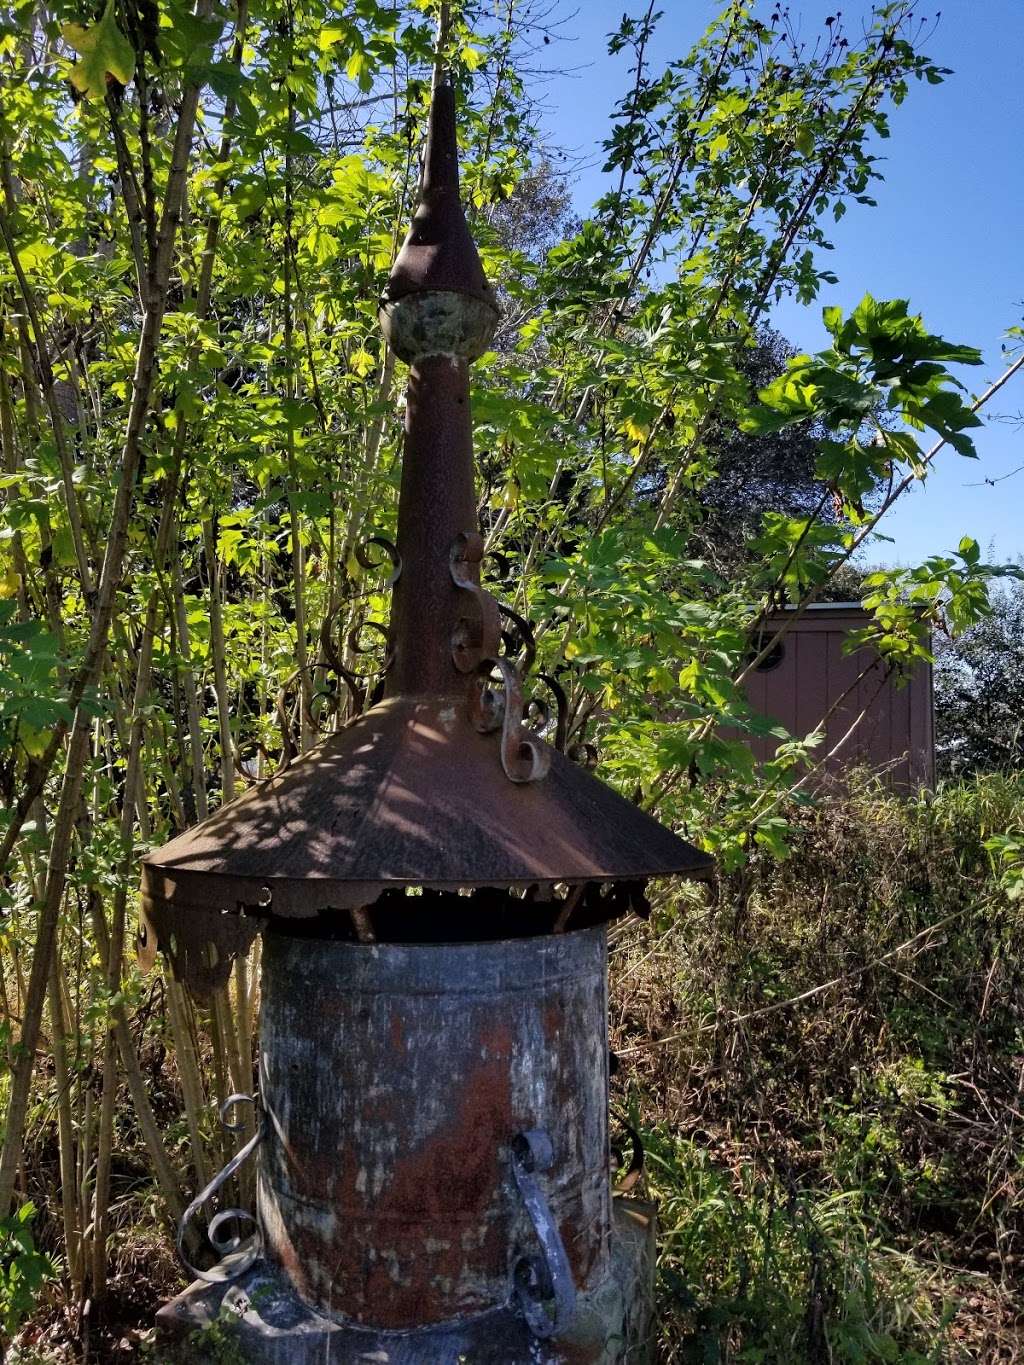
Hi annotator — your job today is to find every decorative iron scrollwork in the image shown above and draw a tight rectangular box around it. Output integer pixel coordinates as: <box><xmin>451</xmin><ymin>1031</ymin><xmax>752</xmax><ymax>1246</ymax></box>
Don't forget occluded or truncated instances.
<box><xmin>309</xmin><ymin>534</ymin><xmax>401</xmax><ymax>726</ymax></box>
<box><xmin>498</xmin><ymin>601</ymin><xmax>537</xmax><ymax>677</ymax></box>
<box><xmin>511</xmin><ymin>1128</ymin><xmax>577</xmax><ymax>1340</ymax></box>
<box><xmin>450</xmin><ymin>531</ymin><xmax>549</xmax><ymax>784</ymax></box>
<box><xmin>177</xmin><ymin>1094</ymin><xmax>264</xmax><ymax>1284</ymax></box>
<box><xmin>344</xmin><ymin>618</ymin><xmax>394</xmax><ymax>706</ymax></box>
<box><xmin>537</xmin><ymin>671</ymin><xmax>570</xmax><ymax>752</ymax></box>
<box><xmin>610</xmin><ymin>1108</ymin><xmax>645</xmax><ymax>1196</ymax></box>
<box><xmin>274</xmin><ymin>674</ymin><xmax>302</xmax><ymax>770</ymax></box>
<box><xmin>354</xmin><ymin>534</ymin><xmax>402</xmax><ymax>586</ymax></box>
<box><xmin>534</xmin><ymin>670</ymin><xmax>600</xmax><ymax>769</ymax></box>
<box><xmin>320</xmin><ymin>614</ymin><xmax>394</xmax><ymax>722</ymax></box>
<box><xmin>450</xmin><ymin>531</ymin><xmax>501</xmax><ymax>674</ymax></box>
<box><xmin>471</xmin><ymin>657</ymin><xmax>551</xmax><ymax>784</ymax></box>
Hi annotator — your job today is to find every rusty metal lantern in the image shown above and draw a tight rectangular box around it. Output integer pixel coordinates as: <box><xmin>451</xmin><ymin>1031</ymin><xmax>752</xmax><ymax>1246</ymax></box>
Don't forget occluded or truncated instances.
<box><xmin>148</xmin><ymin>76</ymin><xmax>712</xmax><ymax>1364</ymax></box>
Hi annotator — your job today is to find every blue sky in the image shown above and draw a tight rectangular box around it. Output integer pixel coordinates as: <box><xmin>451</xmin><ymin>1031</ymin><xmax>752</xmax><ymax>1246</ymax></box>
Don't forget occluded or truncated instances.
<box><xmin>536</xmin><ymin>2</ymin><xmax>1024</xmax><ymax>568</ymax></box>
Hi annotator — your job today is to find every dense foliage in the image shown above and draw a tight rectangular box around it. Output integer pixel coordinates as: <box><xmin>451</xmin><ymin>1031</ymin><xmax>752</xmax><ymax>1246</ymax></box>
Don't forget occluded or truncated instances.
<box><xmin>935</xmin><ymin>574</ymin><xmax>1024</xmax><ymax>777</ymax></box>
<box><xmin>0</xmin><ymin>0</ymin><xmax>1021</xmax><ymax>1358</ymax></box>
<box><xmin>617</xmin><ymin>774</ymin><xmax>1024</xmax><ymax>1363</ymax></box>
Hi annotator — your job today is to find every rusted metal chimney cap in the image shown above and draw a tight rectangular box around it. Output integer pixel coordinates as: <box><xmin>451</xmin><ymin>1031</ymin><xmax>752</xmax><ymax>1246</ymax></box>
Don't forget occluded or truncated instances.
<box><xmin>138</xmin><ymin>74</ymin><xmax>714</xmax><ymax>994</ymax></box>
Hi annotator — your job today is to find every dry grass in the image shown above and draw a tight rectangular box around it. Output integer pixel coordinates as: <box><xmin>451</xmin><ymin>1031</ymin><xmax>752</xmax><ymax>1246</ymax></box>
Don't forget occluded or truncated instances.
<box><xmin>611</xmin><ymin>773</ymin><xmax>1024</xmax><ymax>1362</ymax></box>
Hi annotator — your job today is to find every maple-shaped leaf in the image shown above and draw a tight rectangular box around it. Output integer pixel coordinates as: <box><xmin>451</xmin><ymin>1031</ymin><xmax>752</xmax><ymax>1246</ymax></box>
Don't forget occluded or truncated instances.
<box><xmin>63</xmin><ymin>0</ymin><xmax>135</xmax><ymax>100</ymax></box>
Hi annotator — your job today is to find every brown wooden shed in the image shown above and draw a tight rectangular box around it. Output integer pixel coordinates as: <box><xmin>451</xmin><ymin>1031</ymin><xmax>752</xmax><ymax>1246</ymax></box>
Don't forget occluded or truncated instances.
<box><xmin>744</xmin><ymin>603</ymin><xmax>934</xmax><ymax>790</ymax></box>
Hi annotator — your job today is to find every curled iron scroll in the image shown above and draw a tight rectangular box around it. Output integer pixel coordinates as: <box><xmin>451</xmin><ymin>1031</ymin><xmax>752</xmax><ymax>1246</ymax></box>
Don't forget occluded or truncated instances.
<box><xmin>471</xmin><ymin>657</ymin><xmax>551</xmax><ymax>784</ymax></box>
<box><xmin>313</xmin><ymin>535</ymin><xmax>400</xmax><ymax>723</ymax></box>
<box><xmin>498</xmin><ymin>601</ymin><xmax>537</xmax><ymax>677</ymax></box>
<box><xmin>320</xmin><ymin>614</ymin><xmax>394</xmax><ymax>721</ymax></box>
<box><xmin>534</xmin><ymin>670</ymin><xmax>599</xmax><ymax>768</ymax></box>
<box><xmin>511</xmin><ymin>1129</ymin><xmax>577</xmax><ymax>1340</ymax></box>
<box><xmin>354</xmin><ymin>534</ymin><xmax>402</xmax><ymax>586</ymax></box>
<box><xmin>177</xmin><ymin>1094</ymin><xmax>264</xmax><ymax>1284</ymax></box>
<box><xmin>450</xmin><ymin>531</ymin><xmax>502</xmax><ymax>674</ymax></box>
<box><xmin>611</xmin><ymin>1109</ymin><xmax>645</xmax><ymax>1195</ymax></box>
<box><xmin>346</xmin><ymin>618</ymin><xmax>394</xmax><ymax>703</ymax></box>
<box><xmin>451</xmin><ymin>531</ymin><xmax>549</xmax><ymax>784</ymax></box>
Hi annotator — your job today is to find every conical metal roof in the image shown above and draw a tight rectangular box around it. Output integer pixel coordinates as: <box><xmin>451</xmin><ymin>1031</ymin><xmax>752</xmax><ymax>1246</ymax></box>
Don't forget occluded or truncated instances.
<box><xmin>142</xmin><ymin>696</ymin><xmax>710</xmax><ymax>911</ymax></box>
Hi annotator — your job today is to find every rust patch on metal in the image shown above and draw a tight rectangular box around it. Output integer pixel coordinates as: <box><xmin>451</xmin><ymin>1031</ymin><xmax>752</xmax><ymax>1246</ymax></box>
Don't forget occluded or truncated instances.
<box><xmin>544</xmin><ymin>1002</ymin><xmax>565</xmax><ymax>1044</ymax></box>
<box><xmin>257</xmin><ymin>930</ymin><xmax>610</xmax><ymax>1331</ymax></box>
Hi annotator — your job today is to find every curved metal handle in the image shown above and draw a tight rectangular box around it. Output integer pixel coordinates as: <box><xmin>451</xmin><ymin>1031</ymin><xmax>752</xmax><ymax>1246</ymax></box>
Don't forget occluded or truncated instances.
<box><xmin>611</xmin><ymin>1108</ymin><xmax>645</xmax><ymax>1196</ymax></box>
<box><xmin>510</xmin><ymin>1128</ymin><xmax>577</xmax><ymax>1340</ymax></box>
<box><xmin>177</xmin><ymin>1094</ymin><xmax>264</xmax><ymax>1284</ymax></box>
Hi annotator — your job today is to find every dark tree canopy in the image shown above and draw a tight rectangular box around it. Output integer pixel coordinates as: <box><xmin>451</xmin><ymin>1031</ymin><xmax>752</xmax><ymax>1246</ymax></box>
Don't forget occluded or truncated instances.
<box><xmin>694</xmin><ymin>328</ymin><xmax>837</xmax><ymax>567</ymax></box>
<box><xmin>935</xmin><ymin>573</ymin><xmax>1024</xmax><ymax>776</ymax></box>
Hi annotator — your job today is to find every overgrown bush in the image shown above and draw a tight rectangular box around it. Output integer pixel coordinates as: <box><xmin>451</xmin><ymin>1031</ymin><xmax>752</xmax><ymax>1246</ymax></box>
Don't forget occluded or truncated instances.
<box><xmin>610</xmin><ymin>774</ymin><xmax>1024</xmax><ymax>1362</ymax></box>
<box><xmin>935</xmin><ymin>576</ymin><xmax>1024</xmax><ymax>777</ymax></box>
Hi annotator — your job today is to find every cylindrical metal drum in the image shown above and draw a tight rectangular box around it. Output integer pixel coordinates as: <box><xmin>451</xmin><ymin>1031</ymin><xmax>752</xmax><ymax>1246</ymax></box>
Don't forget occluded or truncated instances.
<box><xmin>257</xmin><ymin>925</ymin><xmax>611</xmax><ymax>1331</ymax></box>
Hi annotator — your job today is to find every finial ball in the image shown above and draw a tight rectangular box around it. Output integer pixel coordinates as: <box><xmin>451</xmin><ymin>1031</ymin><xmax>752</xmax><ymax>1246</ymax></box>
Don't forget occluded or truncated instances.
<box><xmin>379</xmin><ymin>289</ymin><xmax>498</xmax><ymax>364</ymax></box>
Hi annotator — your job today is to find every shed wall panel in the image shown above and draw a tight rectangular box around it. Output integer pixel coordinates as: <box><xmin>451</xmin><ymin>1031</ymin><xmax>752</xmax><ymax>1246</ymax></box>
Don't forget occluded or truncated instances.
<box><xmin>740</xmin><ymin>609</ymin><xmax>933</xmax><ymax>790</ymax></box>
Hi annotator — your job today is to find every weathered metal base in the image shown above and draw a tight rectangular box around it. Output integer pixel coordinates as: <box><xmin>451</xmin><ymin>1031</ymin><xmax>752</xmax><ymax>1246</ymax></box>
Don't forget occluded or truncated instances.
<box><xmin>156</xmin><ymin>1200</ymin><xmax>656</xmax><ymax>1364</ymax></box>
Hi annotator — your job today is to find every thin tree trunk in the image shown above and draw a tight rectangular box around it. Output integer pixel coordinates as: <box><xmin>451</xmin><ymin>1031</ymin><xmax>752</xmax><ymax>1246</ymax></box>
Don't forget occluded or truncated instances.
<box><xmin>167</xmin><ymin>980</ymin><xmax>210</xmax><ymax>1189</ymax></box>
<box><xmin>48</xmin><ymin>955</ymin><xmax>83</xmax><ymax>1293</ymax></box>
<box><xmin>88</xmin><ymin>890</ymin><xmax>184</xmax><ymax>1221</ymax></box>
<box><xmin>90</xmin><ymin>1025</ymin><xmax>118</xmax><ymax>1299</ymax></box>
<box><xmin>203</xmin><ymin>515</ymin><xmax>236</xmax><ymax>800</ymax></box>
<box><xmin>171</xmin><ymin>560</ymin><xmax>209</xmax><ymax>823</ymax></box>
<box><xmin>0</xmin><ymin>4</ymin><xmax>213</xmax><ymax>1211</ymax></box>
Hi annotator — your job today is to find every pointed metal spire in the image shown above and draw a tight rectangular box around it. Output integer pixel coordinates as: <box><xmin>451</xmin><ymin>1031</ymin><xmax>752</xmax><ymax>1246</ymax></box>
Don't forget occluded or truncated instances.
<box><xmin>380</xmin><ymin>1</ymin><xmax>497</xmax><ymax>353</ymax></box>
<box><xmin>382</xmin><ymin>80</ymin><xmax>495</xmax><ymax>319</ymax></box>
<box><xmin>379</xmin><ymin>75</ymin><xmax>500</xmax><ymax>699</ymax></box>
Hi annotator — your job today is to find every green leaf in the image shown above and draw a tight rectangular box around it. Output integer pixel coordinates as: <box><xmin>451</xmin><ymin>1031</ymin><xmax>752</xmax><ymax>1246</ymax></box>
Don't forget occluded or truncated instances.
<box><xmin>15</xmin><ymin>237</ymin><xmax>58</xmax><ymax>271</ymax></box>
<box><xmin>958</xmin><ymin>536</ymin><xmax>980</xmax><ymax>566</ymax></box>
<box><xmin>63</xmin><ymin>0</ymin><xmax>135</xmax><ymax>99</ymax></box>
<box><xmin>345</xmin><ymin>48</ymin><xmax>373</xmax><ymax>92</ymax></box>
<box><xmin>319</xmin><ymin>24</ymin><xmax>350</xmax><ymax>52</ymax></box>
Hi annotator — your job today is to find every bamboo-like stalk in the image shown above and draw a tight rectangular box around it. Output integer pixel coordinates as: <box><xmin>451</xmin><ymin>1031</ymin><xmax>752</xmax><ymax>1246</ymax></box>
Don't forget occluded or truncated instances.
<box><xmin>0</xmin><ymin>318</ymin><xmax>32</xmax><ymax>622</ymax></box>
<box><xmin>91</xmin><ymin>615</ymin><xmax>159</xmax><ymax>1297</ymax></box>
<box><xmin>201</xmin><ymin>515</ymin><xmax>255</xmax><ymax>1116</ymax></box>
<box><xmin>280</xmin><ymin>22</ymin><xmax>313</xmax><ymax>754</ymax></box>
<box><xmin>48</xmin><ymin>953</ymin><xmax>83</xmax><ymax>1293</ymax></box>
<box><xmin>157</xmin><ymin>721</ymin><xmax>188</xmax><ymax>831</ymax></box>
<box><xmin>203</xmin><ymin>515</ymin><xmax>236</xmax><ymax>801</ymax></box>
<box><xmin>78</xmin><ymin>1081</ymin><xmax>95</xmax><ymax>1289</ymax></box>
<box><xmin>170</xmin><ymin>548</ymin><xmax>254</xmax><ymax>1193</ymax></box>
<box><xmin>204</xmin><ymin>987</ymin><xmax>235</xmax><ymax>1182</ymax></box>
<box><xmin>0</xmin><ymin>960</ymin><xmax>15</xmax><ymax>1070</ymax></box>
<box><xmin>213</xmin><ymin>979</ymin><xmax>255</xmax><ymax>1207</ymax></box>
<box><xmin>87</xmin><ymin>890</ymin><xmax>184</xmax><ymax>1222</ymax></box>
<box><xmin>0</xmin><ymin>0</ymin><xmax>216</xmax><ymax>1210</ymax></box>
<box><xmin>90</xmin><ymin>1023</ymin><xmax>117</xmax><ymax>1299</ymax></box>
<box><xmin>21</xmin><ymin>821</ymin><xmax>84</xmax><ymax>1292</ymax></box>
<box><xmin>167</xmin><ymin>979</ymin><xmax>210</xmax><ymax>1190</ymax></box>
